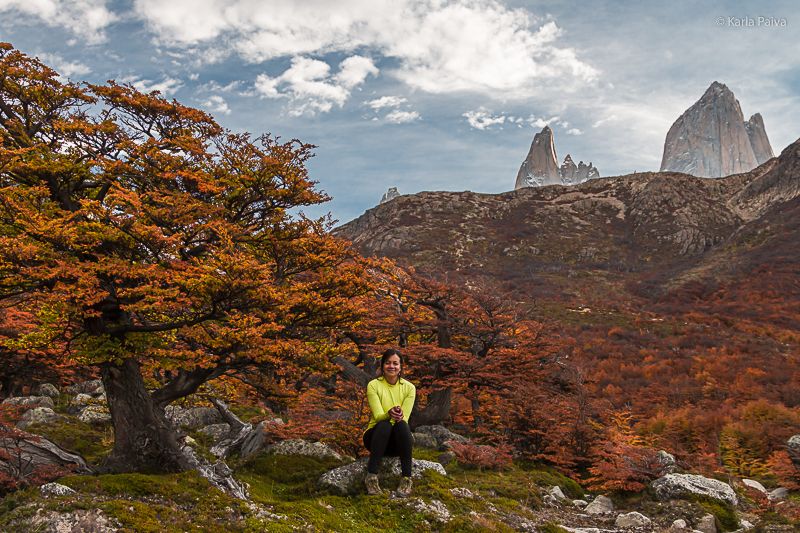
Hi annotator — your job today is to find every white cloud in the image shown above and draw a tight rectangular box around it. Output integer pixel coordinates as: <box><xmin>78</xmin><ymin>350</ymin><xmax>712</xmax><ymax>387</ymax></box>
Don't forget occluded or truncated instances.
<box><xmin>200</xmin><ymin>95</ymin><xmax>231</xmax><ymax>115</ymax></box>
<box><xmin>120</xmin><ymin>75</ymin><xmax>183</xmax><ymax>96</ymax></box>
<box><xmin>36</xmin><ymin>52</ymin><xmax>91</xmax><ymax>78</ymax></box>
<box><xmin>254</xmin><ymin>56</ymin><xmax>377</xmax><ymax>116</ymax></box>
<box><xmin>463</xmin><ymin>108</ymin><xmax>506</xmax><ymax>130</ymax></box>
<box><xmin>366</xmin><ymin>95</ymin><xmax>407</xmax><ymax>110</ymax></box>
<box><xmin>0</xmin><ymin>0</ymin><xmax>115</xmax><ymax>43</ymax></box>
<box><xmin>131</xmin><ymin>0</ymin><xmax>598</xmax><ymax>98</ymax></box>
<box><xmin>463</xmin><ymin>108</ymin><xmax>580</xmax><ymax>132</ymax></box>
<box><xmin>385</xmin><ymin>109</ymin><xmax>420</xmax><ymax>124</ymax></box>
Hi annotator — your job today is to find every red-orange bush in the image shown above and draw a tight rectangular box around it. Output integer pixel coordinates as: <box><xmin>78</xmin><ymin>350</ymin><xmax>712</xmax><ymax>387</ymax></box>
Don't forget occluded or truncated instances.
<box><xmin>447</xmin><ymin>441</ymin><xmax>513</xmax><ymax>471</ymax></box>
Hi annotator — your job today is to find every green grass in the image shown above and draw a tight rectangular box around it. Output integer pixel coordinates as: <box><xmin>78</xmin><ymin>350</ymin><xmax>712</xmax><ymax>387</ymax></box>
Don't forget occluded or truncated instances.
<box><xmin>25</xmin><ymin>418</ymin><xmax>113</xmax><ymax>464</ymax></box>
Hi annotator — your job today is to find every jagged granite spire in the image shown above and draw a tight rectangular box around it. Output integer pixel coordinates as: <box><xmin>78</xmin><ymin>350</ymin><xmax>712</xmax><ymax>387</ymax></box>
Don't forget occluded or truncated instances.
<box><xmin>515</xmin><ymin>126</ymin><xmax>559</xmax><ymax>189</ymax></box>
<box><xmin>660</xmin><ymin>81</ymin><xmax>773</xmax><ymax>177</ymax></box>
<box><xmin>380</xmin><ymin>187</ymin><xmax>400</xmax><ymax>204</ymax></box>
<box><xmin>745</xmin><ymin>113</ymin><xmax>774</xmax><ymax>165</ymax></box>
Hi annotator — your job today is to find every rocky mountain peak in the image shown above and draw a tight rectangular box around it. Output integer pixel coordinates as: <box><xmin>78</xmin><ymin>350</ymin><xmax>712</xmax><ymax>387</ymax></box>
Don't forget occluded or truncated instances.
<box><xmin>515</xmin><ymin>128</ymin><xmax>600</xmax><ymax>189</ymax></box>
<box><xmin>660</xmin><ymin>81</ymin><xmax>773</xmax><ymax>178</ymax></box>
<box><xmin>515</xmin><ymin>126</ymin><xmax>560</xmax><ymax>188</ymax></box>
<box><xmin>380</xmin><ymin>187</ymin><xmax>400</xmax><ymax>204</ymax></box>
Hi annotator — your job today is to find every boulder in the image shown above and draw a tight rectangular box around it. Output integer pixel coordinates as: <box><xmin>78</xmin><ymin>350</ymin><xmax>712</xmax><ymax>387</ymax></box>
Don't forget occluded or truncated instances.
<box><xmin>583</xmin><ymin>494</ymin><xmax>615</xmax><ymax>515</ymax></box>
<box><xmin>65</xmin><ymin>379</ymin><xmax>103</xmax><ymax>396</ymax></box>
<box><xmin>696</xmin><ymin>513</ymin><xmax>717</xmax><ymax>533</ymax></box>
<box><xmin>2</xmin><ymin>395</ymin><xmax>55</xmax><ymax>411</ymax></box>
<box><xmin>318</xmin><ymin>457</ymin><xmax>446</xmax><ymax>495</ymax></box>
<box><xmin>199</xmin><ymin>423</ymin><xmax>232</xmax><ymax>443</ymax></box>
<box><xmin>787</xmin><ymin>435</ymin><xmax>800</xmax><ymax>464</ymax></box>
<box><xmin>671</xmin><ymin>518</ymin><xmax>689</xmax><ymax>530</ymax></box>
<box><xmin>40</xmin><ymin>482</ymin><xmax>76</xmax><ymax>497</ymax></box>
<box><xmin>741</xmin><ymin>479</ymin><xmax>767</xmax><ymax>494</ymax></box>
<box><xmin>268</xmin><ymin>439</ymin><xmax>343</xmax><ymax>462</ymax></box>
<box><xmin>33</xmin><ymin>383</ymin><xmax>60</xmax><ymax>398</ymax></box>
<box><xmin>572</xmin><ymin>499</ymin><xmax>588</xmax><ymax>508</ymax></box>
<box><xmin>549</xmin><ymin>485</ymin><xmax>567</xmax><ymax>501</ymax></box>
<box><xmin>615</xmin><ymin>511</ymin><xmax>652</xmax><ymax>528</ymax></box>
<box><xmin>78</xmin><ymin>405</ymin><xmax>111</xmax><ymax>424</ymax></box>
<box><xmin>413</xmin><ymin>425</ymin><xmax>468</xmax><ymax>449</ymax></box>
<box><xmin>658</xmin><ymin>450</ymin><xmax>678</xmax><ymax>473</ymax></box>
<box><xmin>651</xmin><ymin>474</ymin><xmax>738</xmax><ymax>506</ymax></box>
<box><xmin>768</xmin><ymin>487</ymin><xmax>788</xmax><ymax>501</ymax></box>
<box><xmin>165</xmin><ymin>405</ymin><xmax>222</xmax><ymax>430</ymax></box>
<box><xmin>16</xmin><ymin>407</ymin><xmax>64</xmax><ymax>430</ymax></box>
<box><xmin>412</xmin><ymin>431</ymin><xmax>438</xmax><ymax>449</ymax></box>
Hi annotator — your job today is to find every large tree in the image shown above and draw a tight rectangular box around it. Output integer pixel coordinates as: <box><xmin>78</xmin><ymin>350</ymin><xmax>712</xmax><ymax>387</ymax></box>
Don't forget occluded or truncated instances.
<box><xmin>0</xmin><ymin>44</ymin><xmax>368</xmax><ymax>472</ymax></box>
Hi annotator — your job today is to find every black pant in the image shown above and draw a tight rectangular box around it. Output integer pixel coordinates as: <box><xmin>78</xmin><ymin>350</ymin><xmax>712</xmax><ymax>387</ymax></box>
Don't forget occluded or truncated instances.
<box><xmin>363</xmin><ymin>419</ymin><xmax>413</xmax><ymax>476</ymax></box>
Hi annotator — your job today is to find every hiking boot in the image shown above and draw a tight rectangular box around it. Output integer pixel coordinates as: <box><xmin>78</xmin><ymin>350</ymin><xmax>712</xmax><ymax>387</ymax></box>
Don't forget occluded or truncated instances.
<box><xmin>396</xmin><ymin>476</ymin><xmax>413</xmax><ymax>498</ymax></box>
<box><xmin>365</xmin><ymin>473</ymin><xmax>383</xmax><ymax>495</ymax></box>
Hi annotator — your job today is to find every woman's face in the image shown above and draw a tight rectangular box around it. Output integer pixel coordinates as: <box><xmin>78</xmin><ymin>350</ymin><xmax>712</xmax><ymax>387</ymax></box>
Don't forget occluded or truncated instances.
<box><xmin>382</xmin><ymin>354</ymin><xmax>402</xmax><ymax>379</ymax></box>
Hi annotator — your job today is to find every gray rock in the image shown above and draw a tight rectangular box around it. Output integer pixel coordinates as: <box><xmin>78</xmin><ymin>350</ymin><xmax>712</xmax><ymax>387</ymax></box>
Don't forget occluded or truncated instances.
<box><xmin>25</xmin><ymin>508</ymin><xmax>120</xmax><ymax>532</ymax></box>
<box><xmin>318</xmin><ymin>457</ymin><xmax>446</xmax><ymax>495</ymax></box>
<box><xmin>165</xmin><ymin>405</ymin><xmax>222</xmax><ymax>430</ymax></box>
<box><xmin>380</xmin><ymin>187</ymin><xmax>400</xmax><ymax>204</ymax></box>
<box><xmin>658</xmin><ymin>450</ymin><xmax>678</xmax><ymax>473</ymax></box>
<box><xmin>572</xmin><ymin>499</ymin><xmax>588</xmax><ymax>508</ymax></box>
<box><xmin>671</xmin><ymin>519</ymin><xmax>689</xmax><ymax>530</ymax></box>
<box><xmin>268</xmin><ymin>439</ymin><xmax>343</xmax><ymax>461</ymax></box>
<box><xmin>549</xmin><ymin>485</ymin><xmax>567</xmax><ymax>501</ymax></box>
<box><xmin>584</xmin><ymin>494</ymin><xmax>615</xmax><ymax>515</ymax></box>
<box><xmin>768</xmin><ymin>487</ymin><xmax>788</xmax><ymax>501</ymax></box>
<box><xmin>696</xmin><ymin>513</ymin><xmax>717</xmax><ymax>533</ymax></box>
<box><xmin>199</xmin><ymin>423</ymin><xmax>231</xmax><ymax>443</ymax></box>
<box><xmin>739</xmin><ymin>519</ymin><xmax>754</xmax><ymax>530</ymax></box>
<box><xmin>16</xmin><ymin>407</ymin><xmax>64</xmax><ymax>430</ymax></box>
<box><xmin>437</xmin><ymin>450</ymin><xmax>455</xmax><ymax>466</ymax></box>
<box><xmin>34</xmin><ymin>383</ymin><xmax>60</xmax><ymax>398</ymax></box>
<box><xmin>71</xmin><ymin>393</ymin><xmax>94</xmax><ymax>407</ymax></box>
<box><xmin>40</xmin><ymin>482</ymin><xmax>76</xmax><ymax>497</ymax></box>
<box><xmin>78</xmin><ymin>405</ymin><xmax>111</xmax><ymax>424</ymax></box>
<box><xmin>414</xmin><ymin>425</ymin><xmax>468</xmax><ymax>449</ymax></box>
<box><xmin>2</xmin><ymin>395</ymin><xmax>55</xmax><ymax>411</ymax></box>
<box><xmin>543</xmin><ymin>494</ymin><xmax>559</xmax><ymax>507</ymax></box>
<box><xmin>615</xmin><ymin>511</ymin><xmax>651</xmax><ymax>528</ymax></box>
<box><xmin>651</xmin><ymin>473</ymin><xmax>738</xmax><ymax>506</ymax></box>
<box><xmin>450</xmin><ymin>487</ymin><xmax>476</xmax><ymax>499</ymax></box>
<box><xmin>406</xmin><ymin>498</ymin><xmax>450</xmax><ymax>523</ymax></box>
<box><xmin>788</xmin><ymin>435</ymin><xmax>800</xmax><ymax>464</ymax></box>
<box><xmin>65</xmin><ymin>379</ymin><xmax>103</xmax><ymax>396</ymax></box>
<box><xmin>741</xmin><ymin>478</ymin><xmax>767</xmax><ymax>494</ymax></box>
<box><xmin>413</xmin><ymin>431</ymin><xmax>438</xmax><ymax>449</ymax></box>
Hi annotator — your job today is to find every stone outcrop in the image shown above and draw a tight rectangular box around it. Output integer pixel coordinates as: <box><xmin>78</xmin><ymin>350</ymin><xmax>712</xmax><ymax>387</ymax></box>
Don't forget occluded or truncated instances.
<box><xmin>660</xmin><ymin>81</ymin><xmax>773</xmax><ymax>178</ymax></box>
<box><xmin>515</xmin><ymin>126</ymin><xmax>559</xmax><ymax>188</ymax></box>
<box><xmin>515</xmin><ymin>127</ymin><xmax>600</xmax><ymax>189</ymax></box>
<box><xmin>0</xmin><ymin>426</ymin><xmax>91</xmax><ymax>477</ymax></box>
<box><xmin>318</xmin><ymin>457</ymin><xmax>446</xmax><ymax>495</ymax></box>
<box><xmin>651</xmin><ymin>473</ymin><xmax>738</xmax><ymax>506</ymax></box>
<box><xmin>380</xmin><ymin>187</ymin><xmax>400</xmax><ymax>204</ymax></box>
<box><xmin>414</xmin><ymin>425</ymin><xmax>468</xmax><ymax>449</ymax></box>
<box><xmin>268</xmin><ymin>439</ymin><xmax>343</xmax><ymax>462</ymax></box>
<box><xmin>615</xmin><ymin>511</ymin><xmax>651</xmax><ymax>528</ymax></box>
<box><xmin>745</xmin><ymin>113</ymin><xmax>774</xmax><ymax>165</ymax></box>
<box><xmin>584</xmin><ymin>494</ymin><xmax>615</xmax><ymax>514</ymax></box>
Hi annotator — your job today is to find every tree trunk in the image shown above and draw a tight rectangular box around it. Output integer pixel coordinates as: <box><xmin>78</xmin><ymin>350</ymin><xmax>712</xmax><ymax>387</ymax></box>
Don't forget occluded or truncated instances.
<box><xmin>409</xmin><ymin>387</ymin><xmax>451</xmax><ymax>429</ymax></box>
<box><xmin>100</xmin><ymin>358</ymin><xmax>190</xmax><ymax>473</ymax></box>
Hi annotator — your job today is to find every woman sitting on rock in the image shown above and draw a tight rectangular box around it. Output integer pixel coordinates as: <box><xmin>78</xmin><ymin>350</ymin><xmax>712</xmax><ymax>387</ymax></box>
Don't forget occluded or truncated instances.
<box><xmin>363</xmin><ymin>348</ymin><xmax>416</xmax><ymax>496</ymax></box>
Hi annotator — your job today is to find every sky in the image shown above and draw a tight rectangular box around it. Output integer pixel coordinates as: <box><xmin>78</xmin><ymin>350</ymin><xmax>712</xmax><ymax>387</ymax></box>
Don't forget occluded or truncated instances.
<box><xmin>0</xmin><ymin>0</ymin><xmax>798</xmax><ymax>224</ymax></box>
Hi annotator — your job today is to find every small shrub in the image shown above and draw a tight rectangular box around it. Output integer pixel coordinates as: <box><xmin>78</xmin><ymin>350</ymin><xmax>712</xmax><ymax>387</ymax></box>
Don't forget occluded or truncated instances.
<box><xmin>447</xmin><ymin>441</ymin><xmax>512</xmax><ymax>471</ymax></box>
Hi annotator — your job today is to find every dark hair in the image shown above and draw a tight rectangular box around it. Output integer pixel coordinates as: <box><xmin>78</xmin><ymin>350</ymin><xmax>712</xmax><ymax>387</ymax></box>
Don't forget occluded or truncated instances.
<box><xmin>380</xmin><ymin>348</ymin><xmax>404</xmax><ymax>376</ymax></box>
